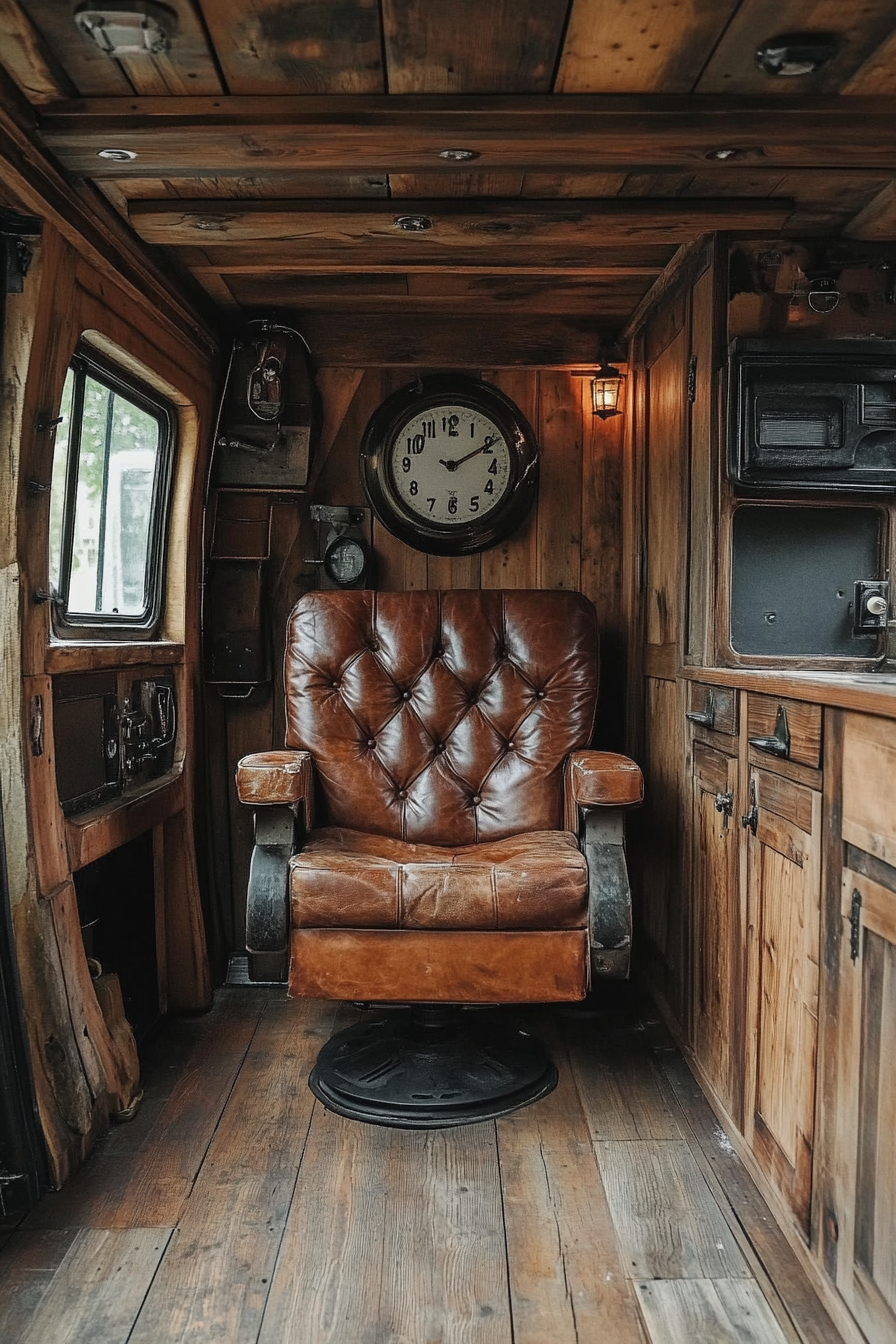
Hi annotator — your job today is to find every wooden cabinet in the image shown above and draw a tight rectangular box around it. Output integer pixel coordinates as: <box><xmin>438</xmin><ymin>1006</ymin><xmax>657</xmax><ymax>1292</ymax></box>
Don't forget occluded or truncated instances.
<box><xmin>817</xmin><ymin>713</ymin><xmax>896</xmax><ymax>1344</ymax></box>
<box><xmin>743</xmin><ymin>762</ymin><xmax>822</xmax><ymax>1236</ymax></box>
<box><xmin>686</xmin><ymin>687</ymin><xmax>823</xmax><ymax>1235</ymax></box>
<box><xmin>690</xmin><ymin>738</ymin><xmax>742</xmax><ymax>1124</ymax></box>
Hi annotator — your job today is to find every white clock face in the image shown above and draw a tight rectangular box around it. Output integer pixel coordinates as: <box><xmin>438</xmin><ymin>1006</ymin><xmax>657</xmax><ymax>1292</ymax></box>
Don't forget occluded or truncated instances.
<box><xmin>388</xmin><ymin>403</ymin><xmax>513</xmax><ymax>527</ymax></box>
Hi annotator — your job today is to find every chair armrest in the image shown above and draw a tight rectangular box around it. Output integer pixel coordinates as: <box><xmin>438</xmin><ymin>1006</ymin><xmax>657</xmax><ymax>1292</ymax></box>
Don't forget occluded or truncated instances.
<box><xmin>564</xmin><ymin>751</ymin><xmax>642</xmax><ymax>983</ymax></box>
<box><xmin>234</xmin><ymin>751</ymin><xmax>314</xmax><ymax>982</ymax></box>
<box><xmin>236</xmin><ymin>749</ymin><xmax>314</xmax><ymax>815</ymax></box>
<box><xmin>564</xmin><ymin>750</ymin><xmax>643</xmax><ymax>827</ymax></box>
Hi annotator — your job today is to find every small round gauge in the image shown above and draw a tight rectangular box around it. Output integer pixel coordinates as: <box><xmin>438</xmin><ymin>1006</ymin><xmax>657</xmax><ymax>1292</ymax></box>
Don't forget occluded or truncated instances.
<box><xmin>323</xmin><ymin>535</ymin><xmax>368</xmax><ymax>587</ymax></box>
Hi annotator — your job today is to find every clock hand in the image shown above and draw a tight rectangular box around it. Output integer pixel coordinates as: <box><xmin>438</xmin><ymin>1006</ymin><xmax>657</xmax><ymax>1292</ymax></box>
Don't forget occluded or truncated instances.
<box><xmin>438</xmin><ymin>436</ymin><xmax>496</xmax><ymax>471</ymax></box>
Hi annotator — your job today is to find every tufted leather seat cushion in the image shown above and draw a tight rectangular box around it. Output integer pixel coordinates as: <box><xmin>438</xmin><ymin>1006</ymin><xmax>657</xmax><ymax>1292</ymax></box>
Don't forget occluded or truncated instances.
<box><xmin>284</xmin><ymin>589</ymin><xmax>598</xmax><ymax>846</ymax></box>
<box><xmin>290</xmin><ymin>826</ymin><xmax>588</xmax><ymax>930</ymax></box>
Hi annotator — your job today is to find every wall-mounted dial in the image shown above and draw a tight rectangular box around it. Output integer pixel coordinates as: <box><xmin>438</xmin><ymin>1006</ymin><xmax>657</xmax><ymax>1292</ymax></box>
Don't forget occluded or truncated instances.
<box><xmin>360</xmin><ymin>375</ymin><xmax>539</xmax><ymax>555</ymax></box>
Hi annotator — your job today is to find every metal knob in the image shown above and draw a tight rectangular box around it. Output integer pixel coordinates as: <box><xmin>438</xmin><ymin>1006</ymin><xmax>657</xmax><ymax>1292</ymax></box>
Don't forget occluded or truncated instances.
<box><xmin>865</xmin><ymin>594</ymin><xmax>888</xmax><ymax>618</ymax></box>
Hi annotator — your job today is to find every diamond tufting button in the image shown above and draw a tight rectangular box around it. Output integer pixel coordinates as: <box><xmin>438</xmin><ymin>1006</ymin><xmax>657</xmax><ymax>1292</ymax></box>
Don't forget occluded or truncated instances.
<box><xmin>401</xmin><ymin>690</ymin><xmax>411</xmax><ymax>701</ymax></box>
<box><xmin>535</xmin><ymin>690</ymin><xmax>545</xmax><ymax>700</ymax></box>
<box><xmin>471</xmin><ymin>793</ymin><xmax>481</xmax><ymax>805</ymax></box>
<box><xmin>507</xmin><ymin>742</ymin><xmax>515</xmax><ymax>751</ymax></box>
<box><xmin>367</xmin><ymin>738</ymin><xmax>376</xmax><ymax>749</ymax></box>
<box><xmin>398</xmin><ymin>789</ymin><xmax>408</xmax><ymax>799</ymax></box>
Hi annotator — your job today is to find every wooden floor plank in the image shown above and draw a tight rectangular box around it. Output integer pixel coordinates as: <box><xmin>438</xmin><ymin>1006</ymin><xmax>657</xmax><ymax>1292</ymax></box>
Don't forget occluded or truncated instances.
<box><xmin>23</xmin><ymin>988</ymin><xmax>272</xmax><ymax>1230</ymax></box>
<box><xmin>565</xmin><ymin>1016</ymin><xmax>682</xmax><ymax>1141</ymax></box>
<box><xmin>0</xmin><ymin>1229</ymin><xmax>79</xmax><ymax>1340</ymax></box>
<box><xmin>596</xmin><ymin>1140</ymin><xmax>750</xmax><ymax>1281</ymax></box>
<box><xmin>16</xmin><ymin>1228</ymin><xmax>173</xmax><ymax>1344</ymax></box>
<box><xmin>257</xmin><ymin>1109</ymin><xmax>392</xmax><ymax>1344</ymax></box>
<box><xmin>636</xmin><ymin>1278</ymin><xmax>791</xmax><ymax>1344</ymax></box>
<box><xmin>126</xmin><ymin>999</ymin><xmax>337</xmax><ymax>1344</ymax></box>
<box><xmin>379</xmin><ymin>1123</ymin><xmax>511</xmax><ymax>1344</ymax></box>
<box><xmin>498</xmin><ymin>1011</ymin><xmax>645</xmax><ymax>1344</ymax></box>
<box><xmin>497</xmin><ymin>1010</ymin><xmax>644</xmax><ymax>1344</ymax></box>
<box><xmin>642</xmin><ymin>1018</ymin><xmax>843</xmax><ymax>1344</ymax></box>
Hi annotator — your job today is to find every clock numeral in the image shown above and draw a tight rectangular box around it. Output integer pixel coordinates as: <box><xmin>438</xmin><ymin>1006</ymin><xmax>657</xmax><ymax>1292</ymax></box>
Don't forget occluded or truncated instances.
<box><xmin>442</xmin><ymin>414</ymin><xmax>459</xmax><ymax>437</ymax></box>
<box><xmin>485</xmin><ymin>479</ymin><xmax>494</xmax><ymax>495</ymax></box>
<box><xmin>422</xmin><ymin>419</ymin><xmax>436</xmax><ymax>438</ymax></box>
<box><xmin>470</xmin><ymin>421</ymin><xmax>476</xmax><ymax>438</ymax></box>
<box><xmin>488</xmin><ymin>459</ymin><xmax>499</xmax><ymax>475</ymax></box>
<box><xmin>406</xmin><ymin>434</ymin><xmax>425</xmax><ymax>454</ymax></box>
<box><xmin>470</xmin><ymin>495</ymin><xmax>480</xmax><ymax>512</ymax></box>
<box><xmin>448</xmin><ymin>496</ymin><xmax>458</xmax><ymax>515</ymax></box>
<box><xmin>409</xmin><ymin>480</ymin><xmax>419</xmax><ymax>496</ymax></box>
<box><xmin>401</xmin><ymin>457</ymin><xmax>411</xmax><ymax>473</ymax></box>
<box><xmin>427</xmin><ymin>498</ymin><xmax>436</xmax><ymax>512</ymax></box>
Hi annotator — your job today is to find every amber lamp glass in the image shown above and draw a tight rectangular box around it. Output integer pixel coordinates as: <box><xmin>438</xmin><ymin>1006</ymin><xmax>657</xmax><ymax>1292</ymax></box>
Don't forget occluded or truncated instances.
<box><xmin>590</xmin><ymin>362</ymin><xmax>625</xmax><ymax>419</ymax></box>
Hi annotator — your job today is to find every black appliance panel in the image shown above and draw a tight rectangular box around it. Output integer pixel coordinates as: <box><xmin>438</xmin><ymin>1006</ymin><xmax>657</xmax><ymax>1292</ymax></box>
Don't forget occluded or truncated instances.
<box><xmin>730</xmin><ymin>339</ymin><xmax>896</xmax><ymax>491</ymax></box>
<box><xmin>730</xmin><ymin>506</ymin><xmax>883</xmax><ymax>658</ymax></box>
<box><xmin>53</xmin><ymin>673</ymin><xmax>121</xmax><ymax>815</ymax></box>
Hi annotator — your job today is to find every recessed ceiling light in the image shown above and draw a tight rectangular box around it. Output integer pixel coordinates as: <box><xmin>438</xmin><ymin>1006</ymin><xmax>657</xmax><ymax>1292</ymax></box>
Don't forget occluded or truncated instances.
<box><xmin>438</xmin><ymin>148</ymin><xmax>479</xmax><ymax>162</ymax></box>
<box><xmin>394</xmin><ymin>215</ymin><xmax>434</xmax><ymax>232</ymax></box>
<box><xmin>755</xmin><ymin>33</ymin><xmax>838</xmax><ymax>77</ymax></box>
<box><xmin>705</xmin><ymin>147</ymin><xmax>747</xmax><ymax>161</ymax></box>
<box><xmin>75</xmin><ymin>4</ymin><xmax>175</xmax><ymax>57</ymax></box>
<box><xmin>96</xmin><ymin>147</ymin><xmax>138</xmax><ymax>161</ymax></box>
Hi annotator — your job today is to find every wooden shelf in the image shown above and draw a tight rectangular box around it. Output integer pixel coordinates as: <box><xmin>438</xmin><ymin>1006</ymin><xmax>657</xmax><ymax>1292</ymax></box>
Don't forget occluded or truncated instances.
<box><xmin>65</xmin><ymin>766</ymin><xmax>184</xmax><ymax>873</ymax></box>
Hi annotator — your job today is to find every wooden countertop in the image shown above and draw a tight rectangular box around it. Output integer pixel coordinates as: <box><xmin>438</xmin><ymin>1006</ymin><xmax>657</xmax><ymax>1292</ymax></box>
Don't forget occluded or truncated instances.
<box><xmin>681</xmin><ymin>664</ymin><xmax>896</xmax><ymax>719</ymax></box>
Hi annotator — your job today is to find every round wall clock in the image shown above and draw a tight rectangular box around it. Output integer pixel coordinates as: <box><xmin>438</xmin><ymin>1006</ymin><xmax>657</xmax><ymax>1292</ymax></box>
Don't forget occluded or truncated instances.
<box><xmin>359</xmin><ymin>375</ymin><xmax>539</xmax><ymax>555</ymax></box>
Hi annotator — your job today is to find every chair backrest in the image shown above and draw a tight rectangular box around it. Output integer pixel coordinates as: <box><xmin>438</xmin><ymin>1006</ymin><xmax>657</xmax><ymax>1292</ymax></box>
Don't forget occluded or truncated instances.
<box><xmin>284</xmin><ymin>589</ymin><xmax>598</xmax><ymax>845</ymax></box>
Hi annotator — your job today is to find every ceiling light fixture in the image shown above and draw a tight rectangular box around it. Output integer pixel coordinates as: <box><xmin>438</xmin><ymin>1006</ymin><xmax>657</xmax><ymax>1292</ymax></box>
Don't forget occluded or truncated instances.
<box><xmin>394</xmin><ymin>215</ymin><xmax>434</xmax><ymax>232</ymax></box>
<box><xmin>75</xmin><ymin>3</ymin><xmax>176</xmax><ymax>57</ymax></box>
<box><xmin>96</xmin><ymin>147</ymin><xmax>138</xmax><ymax>161</ymax></box>
<box><xmin>705</xmin><ymin>147</ymin><xmax>747</xmax><ymax>162</ymax></box>
<box><xmin>438</xmin><ymin>148</ymin><xmax>479</xmax><ymax>162</ymax></box>
<box><xmin>755</xmin><ymin>33</ymin><xmax>837</xmax><ymax>77</ymax></box>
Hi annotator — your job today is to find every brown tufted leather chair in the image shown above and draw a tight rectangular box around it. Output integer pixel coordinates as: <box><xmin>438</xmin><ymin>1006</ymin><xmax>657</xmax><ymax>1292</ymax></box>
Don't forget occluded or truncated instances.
<box><xmin>236</xmin><ymin>589</ymin><xmax>642</xmax><ymax>1125</ymax></box>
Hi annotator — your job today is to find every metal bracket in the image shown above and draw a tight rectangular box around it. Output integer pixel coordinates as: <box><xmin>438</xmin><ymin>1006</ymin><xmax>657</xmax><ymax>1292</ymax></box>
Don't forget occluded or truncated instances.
<box><xmin>741</xmin><ymin>777</ymin><xmax>759</xmax><ymax>835</ymax></box>
<box><xmin>245</xmin><ymin>804</ymin><xmax>302</xmax><ymax>982</ymax></box>
<box><xmin>749</xmin><ymin>703</ymin><xmax>790</xmax><ymax>759</ymax></box>
<box><xmin>850</xmin><ymin>888</ymin><xmax>863</xmax><ymax>963</ymax></box>
<box><xmin>686</xmin><ymin>688</ymin><xmax>716</xmax><ymax>729</ymax></box>
<box><xmin>581</xmin><ymin>807</ymin><xmax>632</xmax><ymax>980</ymax></box>
<box><xmin>687</xmin><ymin>354</ymin><xmax>698</xmax><ymax>403</ymax></box>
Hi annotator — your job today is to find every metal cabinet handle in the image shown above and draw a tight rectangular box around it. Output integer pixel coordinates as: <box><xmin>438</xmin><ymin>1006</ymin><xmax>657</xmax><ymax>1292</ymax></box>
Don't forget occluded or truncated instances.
<box><xmin>686</xmin><ymin>688</ymin><xmax>716</xmax><ymax>729</ymax></box>
<box><xmin>741</xmin><ymin>779</ymin><xmax>758</xmax><ymax>834</ymax></box>
<box><xmin>748</xmin><ymin>703</ymin><xmax>790</xmax><ymax>759</ymax></box>
<box><xmin>714</xmin><ymin>791</ymin><xmax>733</xmax><ymax>817</ymax></box>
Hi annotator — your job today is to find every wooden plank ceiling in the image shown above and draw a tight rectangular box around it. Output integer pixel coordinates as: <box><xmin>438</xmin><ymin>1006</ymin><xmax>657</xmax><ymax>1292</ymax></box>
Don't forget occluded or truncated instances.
<box><xmin>3</xmin><ymin>0</ymin><xmax>896</xmax><ymax>363</ymax></box>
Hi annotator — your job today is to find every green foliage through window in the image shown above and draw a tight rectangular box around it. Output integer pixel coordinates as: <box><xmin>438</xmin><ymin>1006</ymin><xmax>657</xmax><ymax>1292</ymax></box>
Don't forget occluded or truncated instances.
<box><xmin>48</xmin><ymin>352</ymin><xmax>173</xmax><ymax>632</ymax></box>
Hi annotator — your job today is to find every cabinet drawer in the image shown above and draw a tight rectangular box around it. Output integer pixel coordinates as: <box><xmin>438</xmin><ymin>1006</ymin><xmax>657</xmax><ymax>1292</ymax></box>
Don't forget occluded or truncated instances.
<box><xmin>843</xmin><ymin>714</ymin><xmax>896</xmax><ymax>868</ymax></box>
<box><xmin>686</xmin><ymin>682</ymin><xmax>738</xmax><ymax>736</ymax></box>
<box><xmin>747</xmin><ymin>694</ymin><xmax>822</xmax><ymax>770</ymax></box>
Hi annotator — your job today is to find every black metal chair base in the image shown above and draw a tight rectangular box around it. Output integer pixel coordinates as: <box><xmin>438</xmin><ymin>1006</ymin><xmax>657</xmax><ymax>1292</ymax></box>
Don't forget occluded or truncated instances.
<box><xmin>308</xmin><ymin>1006</ymin><xmax>558</xmax><ymax>1129</ymax></box>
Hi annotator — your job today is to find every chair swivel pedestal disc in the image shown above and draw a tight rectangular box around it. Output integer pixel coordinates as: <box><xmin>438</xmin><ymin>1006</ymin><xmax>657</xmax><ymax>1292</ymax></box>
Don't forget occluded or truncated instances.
<box><xmin>308</xmin><ymin>1006</ymin><xmax>557</xmax><ymax>1128</ymax></box>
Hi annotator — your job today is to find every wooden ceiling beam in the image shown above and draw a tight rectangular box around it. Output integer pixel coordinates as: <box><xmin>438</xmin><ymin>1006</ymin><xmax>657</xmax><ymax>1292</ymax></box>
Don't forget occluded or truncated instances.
<box><xmin>37</xmin><ymin>95</ymin><xmax>896</xmax><ymax>175</ymax></box>
<box><xmin>128</xmin><ymin>198</ymin><xmax>794</xmax><ymax>252</ymax></box>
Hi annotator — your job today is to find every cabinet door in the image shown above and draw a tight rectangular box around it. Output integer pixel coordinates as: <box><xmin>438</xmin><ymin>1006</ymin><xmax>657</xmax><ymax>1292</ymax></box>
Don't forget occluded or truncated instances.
<box><xmin>691</xmin><ymin>740</ymin><xmax>742</xmax><ymax>1124</ymax></box>
<box><xmin>744</xmin><ymin>766</ymin><xmax>822</xmax><ymax>1235</ymax></box>
<box><xmin>829</xmin><ymin>865</ymin><xmax>896</xmax><ymax>1344</ymax></box>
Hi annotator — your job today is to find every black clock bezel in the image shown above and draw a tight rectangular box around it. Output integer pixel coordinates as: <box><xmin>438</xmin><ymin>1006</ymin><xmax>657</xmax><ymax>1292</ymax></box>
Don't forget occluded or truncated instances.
<box><xmin>359</xmin><ymin>374</ymin><xmax>539</xmax><ymax>556</ymax></box>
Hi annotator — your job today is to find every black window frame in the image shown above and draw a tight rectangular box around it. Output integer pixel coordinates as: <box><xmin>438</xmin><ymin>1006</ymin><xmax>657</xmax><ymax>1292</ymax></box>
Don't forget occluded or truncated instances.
<box><xmin>50</xmin><ymin>348</ymin><xmax>175</xmax><ymax>640</ymax></box>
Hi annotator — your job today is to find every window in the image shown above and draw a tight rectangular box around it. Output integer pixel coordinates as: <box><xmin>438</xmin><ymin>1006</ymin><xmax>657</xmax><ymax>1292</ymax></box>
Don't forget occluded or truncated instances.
<box><xmin>48</xmin><ymin>350</ymin><xmax>174</xmax><ymax>635</ymax></box>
